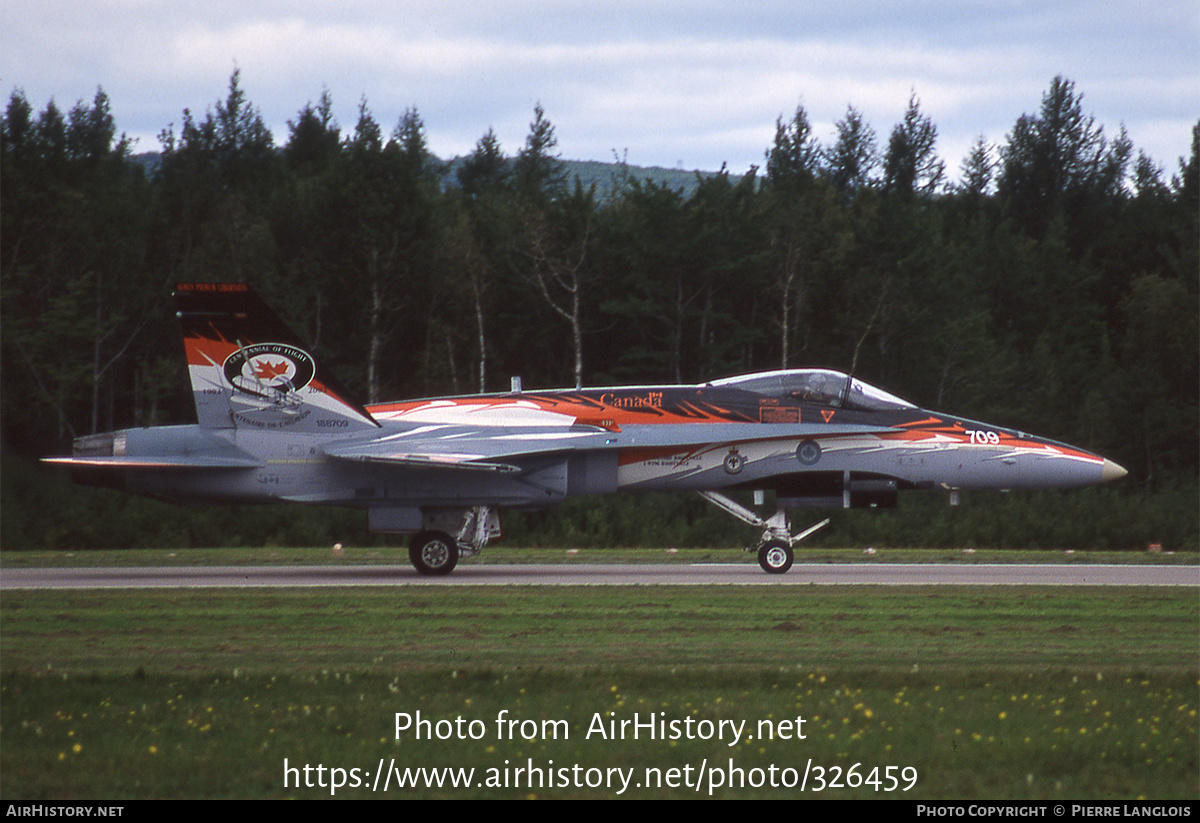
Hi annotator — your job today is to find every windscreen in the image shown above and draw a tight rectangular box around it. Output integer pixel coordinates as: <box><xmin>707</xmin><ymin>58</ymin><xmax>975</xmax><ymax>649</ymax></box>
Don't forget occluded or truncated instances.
<box><xmin>709</xmin><ymin>369</ymin><xmax>914</xmax><ymax>411</ymax></box>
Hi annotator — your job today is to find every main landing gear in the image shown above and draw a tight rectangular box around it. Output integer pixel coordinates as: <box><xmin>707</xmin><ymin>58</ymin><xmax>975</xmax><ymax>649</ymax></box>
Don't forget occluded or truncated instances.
<box><xmin>408</xmin><ymin>531</ymin><xmax>459</xmax><ymax>576</ymax></box>
<box><xmin>408</xmin><ymin>506</ymin><xmax>501</xmax><ymax>576</ymax></box>
<box><xmin>697</xmin><ymin>491</ymin><xmax>830</xmax><ymax>574</ymax></box>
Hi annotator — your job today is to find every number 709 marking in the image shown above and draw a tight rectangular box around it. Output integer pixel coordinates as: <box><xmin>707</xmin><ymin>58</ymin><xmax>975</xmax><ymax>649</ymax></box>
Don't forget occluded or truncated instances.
<box><xmin>966</xmin><ymin>430</ymin><xmax>1001</xmax><ymax>445</ymax></box>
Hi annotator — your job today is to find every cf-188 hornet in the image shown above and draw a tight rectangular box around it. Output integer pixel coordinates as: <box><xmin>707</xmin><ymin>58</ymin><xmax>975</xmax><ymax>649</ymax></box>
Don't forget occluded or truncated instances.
<box><xmin>46</xmin><ymin>283</ymin><xmax>1127</xmax><ymax>575</ymax></box>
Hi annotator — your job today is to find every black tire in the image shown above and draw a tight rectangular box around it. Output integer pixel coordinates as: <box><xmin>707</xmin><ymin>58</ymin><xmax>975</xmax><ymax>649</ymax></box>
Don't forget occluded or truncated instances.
<box><xmin>757</xmin><ymin>540</ymin><xmax>793</xmax><ymax>574</ymax></box>
<box><xmin>409</xmin><ymin>531</ymin><xmax>459</xmax><ymax>576</ymax></box>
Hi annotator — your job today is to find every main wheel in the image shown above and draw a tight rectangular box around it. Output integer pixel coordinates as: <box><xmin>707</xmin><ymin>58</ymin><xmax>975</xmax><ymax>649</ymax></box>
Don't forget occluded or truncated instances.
<box><xmin>757</xmin><ymin>540</ymin><xmax>793</xmax><ymax>574</ymax></box>
<box><xmin>409</xmin><ymin>531</ymin><xmax>459</xmax><ymax>576</ymax></box>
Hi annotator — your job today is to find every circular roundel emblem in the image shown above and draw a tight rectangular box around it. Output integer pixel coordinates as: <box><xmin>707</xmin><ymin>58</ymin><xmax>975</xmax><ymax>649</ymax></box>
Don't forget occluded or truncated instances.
<box><xmin>796</xmin><ymin>440</ymin><xmax>822</xmax><ymax>466</ymax></box>
<box><xmin>223</xmin><ymin>343</ymin><xmax>315</xmax><ymax>399</ymax></box>
<box><xmin>723</xmin><ymin>449</ymin><xmax>745</xmax><ymax>474</ymax></box>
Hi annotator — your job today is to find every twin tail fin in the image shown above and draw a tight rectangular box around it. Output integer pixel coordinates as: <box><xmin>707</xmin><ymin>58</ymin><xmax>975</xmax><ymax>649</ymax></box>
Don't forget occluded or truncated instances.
<box><xmin>174</xmin><ymin>283</ymin><xmax>379</xmax><ymax>433</ymax></box>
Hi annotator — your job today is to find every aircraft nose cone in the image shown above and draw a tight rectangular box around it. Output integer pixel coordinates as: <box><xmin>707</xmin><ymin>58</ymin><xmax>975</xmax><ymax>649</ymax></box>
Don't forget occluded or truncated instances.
<box><xmin>1101</xmin><ymin>459</ymin><xmax>1128</xmax><ymax>483</ymax></box>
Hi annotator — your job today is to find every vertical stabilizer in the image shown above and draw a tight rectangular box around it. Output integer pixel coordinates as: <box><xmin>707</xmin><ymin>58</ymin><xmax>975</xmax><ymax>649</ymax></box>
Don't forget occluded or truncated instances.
<box><xmin>174</xmin><ymin>283</ymin><xmax>379</xmax><ymax>433</ymax></box>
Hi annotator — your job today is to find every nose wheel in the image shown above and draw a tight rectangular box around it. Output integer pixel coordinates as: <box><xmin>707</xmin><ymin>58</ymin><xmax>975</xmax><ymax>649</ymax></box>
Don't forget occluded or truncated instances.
<box><xmin>758</xmin><ymin>540</ymin><xmax>794</xmax><ymax>574</ymax></box>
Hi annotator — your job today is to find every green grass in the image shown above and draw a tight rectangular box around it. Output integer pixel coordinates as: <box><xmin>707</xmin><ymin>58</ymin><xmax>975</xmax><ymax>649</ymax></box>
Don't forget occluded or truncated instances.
<box><xmin>0</xmin><ymin>587</ymin><xmax>1194</xmax><ymax>672</ymax></box>
<box><xmin>4</xmin><ymin>667</ymin><xmax>1195</xmax><ymax>799</ymax></box>
<box><xmin>1</xmin><ymin>586</ymin><xmax>1196</xmax><ymax>799</ymax></box>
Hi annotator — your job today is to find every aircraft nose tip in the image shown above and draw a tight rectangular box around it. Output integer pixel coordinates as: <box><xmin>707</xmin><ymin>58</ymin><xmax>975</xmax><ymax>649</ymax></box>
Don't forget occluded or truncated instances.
<box><xmin>1101</xmin><ymin>459</ymin><xmax>1128</xmax><ymax>483</ymax></box>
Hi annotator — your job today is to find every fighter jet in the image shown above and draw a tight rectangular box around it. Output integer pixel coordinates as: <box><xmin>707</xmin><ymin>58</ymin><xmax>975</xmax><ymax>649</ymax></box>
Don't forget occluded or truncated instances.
<box><xmin>45</xmin><ymin>282</ymin><xmax>1127</xmax><ymax>575</ymax></box>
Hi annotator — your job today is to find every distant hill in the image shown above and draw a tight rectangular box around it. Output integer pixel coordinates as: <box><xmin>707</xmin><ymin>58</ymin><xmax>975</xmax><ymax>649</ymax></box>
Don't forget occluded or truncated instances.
<box><xmin>130</xmin><ymin>151</ymin><xmax>716</xmax><ymax>197</ymax></box>
<box><xmin>439</xmin><ymin>154</ymin><xmax>717</xmax><ymax>198</ymax></box>
<box><xmin>558</xmin><ymin>158</ymin><xmax>717</xmax><ymax>198</ymax></box>
<box><xmin>129</xmin><ymin>152</ymin><xmax>162</xmax><ymax>177</ymax></box>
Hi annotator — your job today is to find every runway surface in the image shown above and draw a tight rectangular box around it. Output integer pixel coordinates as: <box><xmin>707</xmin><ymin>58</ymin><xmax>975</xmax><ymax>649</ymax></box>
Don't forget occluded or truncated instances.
<box><xmin>2</xmin><ymin>562</ymin><xmax>1196</xmax><ymax>589</ymax></box>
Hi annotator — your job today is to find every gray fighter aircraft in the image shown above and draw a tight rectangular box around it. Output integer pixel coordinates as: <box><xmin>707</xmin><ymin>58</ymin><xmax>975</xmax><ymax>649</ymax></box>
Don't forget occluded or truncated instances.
<box><xmin>45</xmin><ymin>283</ymin><xmax>1128</xmax><ymax>575</ymax></box>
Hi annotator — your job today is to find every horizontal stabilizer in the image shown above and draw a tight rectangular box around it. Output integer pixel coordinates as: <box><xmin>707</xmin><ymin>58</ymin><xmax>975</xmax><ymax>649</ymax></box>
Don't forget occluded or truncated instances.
<box><xmin>42</xmin><ymin>455</ymin><xmax>261</xmax><ymax>470</ymax></box>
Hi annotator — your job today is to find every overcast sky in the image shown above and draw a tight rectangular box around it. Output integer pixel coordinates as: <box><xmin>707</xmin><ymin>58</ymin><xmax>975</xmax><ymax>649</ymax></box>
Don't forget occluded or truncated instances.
<box><xmin>4</xmin><ymin>1</ymin><xmax>1197</xmax><ymax>182</ymax></box>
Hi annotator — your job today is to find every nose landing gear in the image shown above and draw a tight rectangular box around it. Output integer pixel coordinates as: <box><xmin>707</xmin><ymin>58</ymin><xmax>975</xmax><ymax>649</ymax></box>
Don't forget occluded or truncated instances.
<box><xmin>697</xmin><ymin>491</ymin><xmax>830</xmax><ymax>574</ymax></box>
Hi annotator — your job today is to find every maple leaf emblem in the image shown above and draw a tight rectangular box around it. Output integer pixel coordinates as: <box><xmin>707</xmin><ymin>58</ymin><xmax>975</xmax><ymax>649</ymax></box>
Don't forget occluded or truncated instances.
<box><xmin>253</xmin><ymin>359</ymin><xmax>290</xmax><ymax>380</ymax></box>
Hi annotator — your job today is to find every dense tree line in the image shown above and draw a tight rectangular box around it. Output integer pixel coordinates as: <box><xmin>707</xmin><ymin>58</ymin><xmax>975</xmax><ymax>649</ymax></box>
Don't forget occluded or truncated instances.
<box><xmin>2</xmin><ymin>73</ymin><xmax>1196</xmax><ymax>549</ymax></box>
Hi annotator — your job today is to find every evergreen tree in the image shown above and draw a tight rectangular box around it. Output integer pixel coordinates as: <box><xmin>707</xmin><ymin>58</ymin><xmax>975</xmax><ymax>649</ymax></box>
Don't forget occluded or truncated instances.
<box><xmin>285</xmin><ymin>89</ymin><xmax>340</xmax><ymax>173</ymax></box>
<box><xmin>958</xmin><ymin>137</ymin><xmax>995</xmax><ymax>198</ymax></box>
<box><xmin>1</xmin><ymin>89</ymin><xmax>157</xmax><ymax>450</ymax></box>
<box><xmin>452</xmin><ymin>129</ymin><xmax>515</xmax><ymax>391</ymax></box>
<box><xmin>458</xmin><ymin>128</ymin><xmax>509</xmax><ymax>197</ymax></box>
<box><xmin>882</xmin><ymin>92</ymin><xmax>944</xmax><ymax>198</ymax></box>
<box><xmin>766</xmin><ymin>105</ymin><xmax>821</xmax><ymax>191</ymax></box>
<box><xmin>1175</xmin><ymin>120</ymin><xmax>1199</xmax><ymax>210</ymax></box>
<box><xmin>997</xmin><ymin>75</ymin><xmax>1127</xmax><ymax>247</ymax></box>
<box><xmin>764</xmin><ymin>106</ymin><xmax>844</xmax><ymax>368</ymax></box>
<box><xmin>513</xmin><ymin>103</ymin><xmax>567</xmax><ymax>204</ymax></box>
<box><xmin>824</xmin><ymin>105</ymin><xmax>877</xmax><ymax>195</ymax></box>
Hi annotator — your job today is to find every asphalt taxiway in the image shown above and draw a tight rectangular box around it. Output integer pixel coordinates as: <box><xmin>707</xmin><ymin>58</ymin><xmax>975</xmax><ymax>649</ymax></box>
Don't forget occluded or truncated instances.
<box><xmin>2</xmin><ymin>562</ymin><xmax>1195</xmax><ymax>589</ymax></box>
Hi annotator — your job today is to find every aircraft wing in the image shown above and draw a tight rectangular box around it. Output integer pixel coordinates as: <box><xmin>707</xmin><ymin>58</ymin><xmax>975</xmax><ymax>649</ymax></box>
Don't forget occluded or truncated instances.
<box><xmin>322</xmin><ymin>420</ymin><xmax>897</xmax><ymax>471</ymax></box>
<box><xmin>322</xmin><ymin>424</ymin><xmax>616</xmax><ymax>472</ymax></box>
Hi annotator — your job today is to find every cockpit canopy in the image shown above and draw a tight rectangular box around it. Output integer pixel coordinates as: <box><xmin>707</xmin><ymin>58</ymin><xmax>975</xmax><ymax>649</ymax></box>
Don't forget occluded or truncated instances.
<box><xmin>708</xmin><ymin>369</ymin><xmax>915</xmax><ymax>412</ymax></box>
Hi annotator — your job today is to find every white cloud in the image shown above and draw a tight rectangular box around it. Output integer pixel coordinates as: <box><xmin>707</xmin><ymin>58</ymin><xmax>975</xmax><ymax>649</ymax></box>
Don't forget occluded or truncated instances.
<box><xmin>3</xmin><ymin>1</ymin><xmax>1195</xmax><ymax>175</ymax></box>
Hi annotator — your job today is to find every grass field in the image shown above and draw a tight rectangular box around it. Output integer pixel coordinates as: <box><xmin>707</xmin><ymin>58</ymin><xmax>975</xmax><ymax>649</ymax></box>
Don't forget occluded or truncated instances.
<box><xmin>1</xmin><ymin>558</ymin><xmax>1196</xmax><ymax>800</ymax></box>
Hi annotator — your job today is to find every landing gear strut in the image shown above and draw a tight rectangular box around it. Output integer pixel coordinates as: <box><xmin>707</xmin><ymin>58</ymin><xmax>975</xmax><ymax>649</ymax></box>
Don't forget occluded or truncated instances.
<box><xmin>408</xmin><ymin>506</ymin><xmax>501</xmax><ymax>576</ymax></box>
<box><xmin>698</xmin><ymin>491</ymin><xmax>830</xmax><ymax>574</ymax></box>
